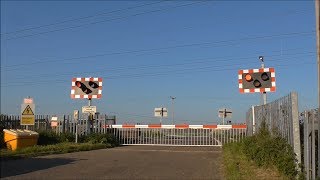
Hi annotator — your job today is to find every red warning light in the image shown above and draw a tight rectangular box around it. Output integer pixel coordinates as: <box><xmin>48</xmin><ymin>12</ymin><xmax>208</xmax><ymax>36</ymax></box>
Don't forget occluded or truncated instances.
<box><xmin>245</xmin><ymin>74</ymin><xmax>252</xmax><ymax>82</ymax></box>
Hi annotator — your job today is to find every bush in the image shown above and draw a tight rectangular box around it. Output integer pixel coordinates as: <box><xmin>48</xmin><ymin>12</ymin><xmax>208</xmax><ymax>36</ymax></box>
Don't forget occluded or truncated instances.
<box><xmin>58</xmin><ymin>132</ymin><xmax>75</xmax><ymax>143</ymax></box>
<box><xmin>79</xmin><ymin>133</ymin><xmax>118</xmax><ymax>146</ymax></box>
<box><xmin>37</xmin><ymin>131</ymin><xmax>118</xmax><ymax>147</ymax></box>
<box><xmin>37</xmin><ymin>131</ymin><xmax>75</xmax><ymax>145</ymax></box>
<box><xmin>241</xmin><ymin>121</ymin><xmax>298</xmax><ymax>178</ymax></box>
<box><xmin>37</xmin><ymin>131</ymin><xmax>60</xmax><ymax>145</ymax></box>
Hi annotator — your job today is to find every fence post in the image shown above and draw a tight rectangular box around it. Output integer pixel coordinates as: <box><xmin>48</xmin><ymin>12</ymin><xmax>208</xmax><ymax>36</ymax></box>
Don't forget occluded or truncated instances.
<box><xmin>252</xmin><ymin>106</ymin><xmax>256</xmax><ymax>135</ymax></box>
<box><xmin>37</xmin><ymin>116</ymin><xmax>40</xmax><ymax>130</ymax></box>
<box><xmin>62</xmin><ymin>115</ymin><xmax>66</xmax><ymax>133</ymax></box>
<box><xmin>291</xmin><ymin>92</ymin><xmax>302</xmax><ymax>166</ymax></box>
<box><xmin>104</xmin><ymin>115</ymin><xmax>107</xmax><ymax>134</ymax></box>
<box><xmin>311</xmin><ymin>112</ymin><xmax>316</xmax><ymax>179</ymax></box>
<box><xmin>304</xmin><ymin>111</ymin><xmax>310</xmax><ymax>180</ymax></box>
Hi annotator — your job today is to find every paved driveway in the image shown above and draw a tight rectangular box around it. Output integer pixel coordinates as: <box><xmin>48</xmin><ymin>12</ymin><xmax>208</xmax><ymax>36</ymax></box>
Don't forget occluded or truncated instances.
<box><xmin>1</xmin><ymin>146</ymin><xmax>223</xmax><ymax>180</ymax></box>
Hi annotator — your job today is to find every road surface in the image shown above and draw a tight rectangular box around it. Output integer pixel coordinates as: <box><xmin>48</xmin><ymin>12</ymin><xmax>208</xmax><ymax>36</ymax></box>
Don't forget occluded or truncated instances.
<box><xmin>1</xmin><ymin>146</ymin><xmax>223</xmax><ymax>179</ymax></box>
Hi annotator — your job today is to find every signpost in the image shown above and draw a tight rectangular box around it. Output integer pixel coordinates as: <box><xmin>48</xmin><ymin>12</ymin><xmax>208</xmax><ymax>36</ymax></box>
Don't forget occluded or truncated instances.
<box><xmin>21</xmin><ymin>97</ymin><xmax>35</xmax><ymax>128</ymax></box>
<box><xmin>51</xmin><ymin>116</ymin><xmax>58</xmax><ymax>127</ymax></box>
<box><xmin>82</xmin><ymin>106</ymin><xmax>97</xmax><ymax>114</ymax></box>
<box><xmin>154</xmin><ymin>107</ymin><xmax>168</xmax><ymax>124</ymax></box>
<box><xmin>71</xmin><ymin>77</ymin><xmax>103</xmax><ymax>134</ymax></box>
<box><xmin>218</xmin><ymin>108</ymin><xmax>232</xmax><ymax>125</ymax></box>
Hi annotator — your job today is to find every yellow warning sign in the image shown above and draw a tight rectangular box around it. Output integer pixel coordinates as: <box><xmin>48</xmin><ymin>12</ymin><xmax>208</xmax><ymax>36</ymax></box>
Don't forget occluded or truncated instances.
<box><xmin>22</xmin><ymin>105</ymin><xmax>34</xmax><ymax>115</ymax></box>
<box><xmin>21</xmin><ymin>116</ymin><xmax>35</xmax><ymax>125</ymax></box>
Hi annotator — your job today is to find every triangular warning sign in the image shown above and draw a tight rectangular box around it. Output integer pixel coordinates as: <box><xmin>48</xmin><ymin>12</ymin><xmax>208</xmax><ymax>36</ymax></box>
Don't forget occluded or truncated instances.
<box><xmin>22</xmin><ymin>105</ymin><xmax>34</xmax><ymax>115</ymax></box>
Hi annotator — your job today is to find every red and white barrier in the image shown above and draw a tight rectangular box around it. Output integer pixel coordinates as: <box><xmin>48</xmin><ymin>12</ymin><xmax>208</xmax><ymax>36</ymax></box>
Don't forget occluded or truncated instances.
<box><xmin>103</xmin><ymin>124</ymin><xmax>246</xmax><ymax>129</ymax></box>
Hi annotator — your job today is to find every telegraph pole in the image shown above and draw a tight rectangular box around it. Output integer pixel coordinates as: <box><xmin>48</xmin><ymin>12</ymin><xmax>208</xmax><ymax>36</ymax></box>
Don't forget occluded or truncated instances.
<box><xmin>315</xmin><ymin>0</ymin><xmax>320</xmax><ymax>177</ymax></box>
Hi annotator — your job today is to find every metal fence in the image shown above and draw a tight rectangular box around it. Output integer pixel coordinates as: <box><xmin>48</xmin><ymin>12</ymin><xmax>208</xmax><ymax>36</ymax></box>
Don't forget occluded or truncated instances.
<box><xmin>246</xmin><ymin>92</ymin><xmax>301</xmax><ymax>164</ymax></box>
<box><xmin>109</xmin><ymin>126</ymin><xmax>246</xmax><ymax>146</ymax></box>
<box><xmin>1</xmin><ymin>115</ymin><xmax>246</xmax><ymax>146</ymax></box>
<box><xmin>0</xmin><ymin>114</ymin><xmax>116</xmax><ymax>135</ymax></box>
<box><xmin>301</xmin><ymin>109</ymin><xmax>319</xmax><ymax>180</ymax></box>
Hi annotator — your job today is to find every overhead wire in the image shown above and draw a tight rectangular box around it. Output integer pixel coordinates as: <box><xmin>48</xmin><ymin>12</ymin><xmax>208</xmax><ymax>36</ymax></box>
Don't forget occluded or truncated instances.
<box><xmin>3</xmin><ymin>1</ymin><xmax>207</xmax><ymax>40</ymax></box>
<box><xmin>1</xmin><ymin>30</ymin><xmax>315</xmax><ymax>69</ymax></box>
<box><xmin>0</xmin><ymin>1</ymin><xmax>165</xmax><ymax>36</ymax></box>
<box><xmin>1</xmin><ymin>57</ymin><xmax>315</xmax><ymax>87</ymax></box>
<box><xmin>1</xmin><ymin>2</ymin><xmax>310</xmax><ymax>41</ymax></box>
<box><xmin>5</xmin><ymin>49</ymin><xmax>316</xmax><ymax>81</ymax></box>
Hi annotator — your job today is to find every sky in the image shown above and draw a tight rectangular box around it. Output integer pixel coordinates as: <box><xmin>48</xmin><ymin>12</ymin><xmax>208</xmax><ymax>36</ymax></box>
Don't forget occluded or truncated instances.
<box><xmin>0</xmin><ymin>1</ymin><xmax>318</xmax><ymax>125</ymax></box>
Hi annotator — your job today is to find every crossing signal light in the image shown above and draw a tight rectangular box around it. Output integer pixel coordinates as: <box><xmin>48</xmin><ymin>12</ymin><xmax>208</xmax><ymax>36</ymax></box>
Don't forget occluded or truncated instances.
<box><xmin>238</xmin><ymin>68</ymin><xmax>276</xmax><ymax>93</ymax></box>
<box><xmin>261</xmin><ymin>72</ymin><xmax>269</xmax><ymax>81</ymax></box>
<box><xmin>71</xmin><ymin>77</ymin><xmax>103</xmax><ymax>99</ymax></box>
<box><xmin>245</xmin><ymin>74</ymin><xmax>252</xmax><ymax>82</ymax></box>
<box><xmin>253</xmin><ymin>79</ymin><xmax>261</xmax><ymax>88</ymax></box>
<box><xmin>89</xmin><ymin>81</ymin><xmax>99</xmax><ymax>89</ymax></box>
<box><xmin>76</xmin><ymin>81</ymin><xmax>92</xmax><ymax>94</ymax></box>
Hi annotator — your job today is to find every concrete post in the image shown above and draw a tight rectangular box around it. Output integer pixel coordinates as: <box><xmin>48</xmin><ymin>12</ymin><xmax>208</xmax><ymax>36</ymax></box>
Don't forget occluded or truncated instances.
<box><xmin>291</xmin><ymin>92</ymin><xmax>301</xmax><ymax>165</ymax></box>
<box><xmin>304</xmin><ymin>111</ymin><xmax>309</xmax><ymax>180</ymax></box>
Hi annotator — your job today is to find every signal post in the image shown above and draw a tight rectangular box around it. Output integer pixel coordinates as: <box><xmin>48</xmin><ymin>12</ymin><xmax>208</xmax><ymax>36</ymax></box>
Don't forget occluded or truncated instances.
<box><xmin>238</xmin><ymin>60</ymin><xmax>276</xmax><ymax>134</ymax></box>
<box><xmin>71</xmin><ymin>77</ymin><xmax>103</xmax><ymax>136</ymax></box>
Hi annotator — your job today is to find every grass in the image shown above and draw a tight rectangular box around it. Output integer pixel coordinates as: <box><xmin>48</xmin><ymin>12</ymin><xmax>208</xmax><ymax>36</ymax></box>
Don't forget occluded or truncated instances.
<box><xmin>223</xmin><ymin>120</ymin><xmax>301</xmax><ymax>179</ymax></box>
<box><xmin>0</xmin><ymin>130</ymin><xmax>119</xmax><ymax>161</ymax></box>
<box><xmin>0</xmin><ymin>142</ymin><xmax>110</xmax><ymax>161</ymax></box>
<box><xmin>223</xmin><ymin>142</ymin><xmax>286</xmax><ymax>180</ymax></box>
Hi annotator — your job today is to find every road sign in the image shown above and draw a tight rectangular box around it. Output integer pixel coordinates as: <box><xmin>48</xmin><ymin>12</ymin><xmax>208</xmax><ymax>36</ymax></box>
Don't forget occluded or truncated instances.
<box><xmin>51</xmin><ymin>116</ymin><xmax>58</xmax><ymax>121</ymax></box>
<box><xmin>154</xmin><ymin>108</ymin><xmax>168</xmax><ymax>117</ymax></box>
<box><xmin>51</xmin><ymin>121</ymin><xmax>58</xmax><ymax>127</ymax></box>
<box><xmin>82</xmin><ymin>106</ymin><xmax>97</xmax><ymax>114</ymax></box>
<box><xmin>22</xmin><ymin>105</ymin><xmax>34</xmax><ymax>115</ymax></box>
<box><xmin>74</xmin><ymin>110</ymin><xmax>79</xmax><ymax>120</ymax></box>
<box><xmin>71</xmin><ymin>77</ymin><xmax>103</xmax><ymax>99</ymax></box>
<box><xmin>218</xmin><ymin>108</ymin><xmax>232</xmax><ymax>118</ymax></box>
<box><xmin>51</xmin><ymin>116</ymin><xmax>58</xmax><ymax>127</ymax></box>
<box><xmin>23</xmin><ymin>98</ymin><xmax>33</xmax><ymax>104</ymax></box>
<box><xmin>238</xmin><ymin>68</ymin><xmax>276</xmax><ymax>93</ymax></box>
<box><xmin>21</xmin><ymin>103</ymin><xmax>35</xmax><ymax>125</ymax></box>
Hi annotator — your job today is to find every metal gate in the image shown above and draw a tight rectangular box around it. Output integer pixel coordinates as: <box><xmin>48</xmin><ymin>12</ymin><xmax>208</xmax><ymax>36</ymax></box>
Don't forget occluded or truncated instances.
<box><xmin>108</xmin><ymin>124</ymin><xmax>247</xmax><ymax>146</ymax></box>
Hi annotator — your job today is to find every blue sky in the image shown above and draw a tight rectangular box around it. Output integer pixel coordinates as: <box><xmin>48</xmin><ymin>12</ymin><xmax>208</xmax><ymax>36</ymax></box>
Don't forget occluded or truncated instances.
<box><xmin>1</xmin><ymin>1</ymin><xmax>317</xmax><ymax>124</ymax></box>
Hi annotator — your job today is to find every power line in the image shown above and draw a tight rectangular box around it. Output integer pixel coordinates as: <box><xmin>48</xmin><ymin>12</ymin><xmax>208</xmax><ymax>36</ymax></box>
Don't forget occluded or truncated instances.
<box><xmin>103</xmin><ymin>59</ymin><xmax>315</xmax><ymax>80</ymax></box>
<box><xmin>1</xmin><ymin>59</ymin><xmax>315</xmax><ymax>87</ymax></box>
<box><xmin>1</xmin><ymin>1</ymin><xmax>165</xmax><ymax>36</ymax></box>
<box><xmin>1</xmin><ymin>30</ymin><xmax>315</xmax><ymax>69</ymax></box>
<box><xmin>2</xmin><ymin>52</ymin><xmax>316</xmax><ymax>84</ymax></box>
<box><xmin>3</xmin><ymin>1</ymin><xmax>207</xmax><ymax>41</ymax></box>
<box><xmin>1</xmin><ymin>48</ymin><xmax>315</xmax><ymax>82</ymax></box>
<box><xmin>170</xmin><ymin>8</ymin><xmax>311</xmax><ymax>33</ymax></box>
<box><xmin>5</xmin><ymin>50</ymin><xmax>315</xmax><ymax>81</ymax></box>
<box><xmin>1</xmin><ymin>2</ymin><xmax>309</xmax><ymax>40</ymax></box>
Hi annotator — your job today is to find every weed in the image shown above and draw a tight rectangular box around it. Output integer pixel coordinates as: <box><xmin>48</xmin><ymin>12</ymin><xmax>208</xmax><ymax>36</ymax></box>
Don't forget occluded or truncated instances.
<box><xmin>223</xmin><ymin>120</ymin><xmax>298</xmax><ymax>179</ymax></box>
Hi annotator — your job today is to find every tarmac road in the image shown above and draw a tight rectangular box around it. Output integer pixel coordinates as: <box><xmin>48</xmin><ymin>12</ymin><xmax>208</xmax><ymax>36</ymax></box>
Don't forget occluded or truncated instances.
<box><xmin>1</xmin><ymin>146</ymin><xmax>223</xmax><ymax>180</ymax></box>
